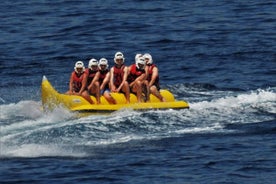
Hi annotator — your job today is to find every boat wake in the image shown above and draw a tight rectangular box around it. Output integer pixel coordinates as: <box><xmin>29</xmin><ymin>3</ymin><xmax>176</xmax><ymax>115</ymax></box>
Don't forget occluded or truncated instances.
<box><xmin>0</xmin><ymin>87</ymin><xmax>275</xmax><ymax>158</ymax></box>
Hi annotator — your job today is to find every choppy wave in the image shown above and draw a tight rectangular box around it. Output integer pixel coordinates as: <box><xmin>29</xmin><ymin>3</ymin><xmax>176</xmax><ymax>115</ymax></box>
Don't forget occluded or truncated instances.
<box><xmin>1</xmin><ymin>0</ymin><xmax>275</xmax><ymax>182</ymax></box>
<box><xmin>1</xmin><ymin>87</ymin><xmax>275</xmax><ymax>158</ymax></box>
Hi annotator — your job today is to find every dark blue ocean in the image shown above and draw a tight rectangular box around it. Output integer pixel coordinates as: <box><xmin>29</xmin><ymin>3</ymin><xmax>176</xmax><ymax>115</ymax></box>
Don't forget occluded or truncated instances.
<box><xmin>1</xmin><ymin>0</ymin><xmax>275</xmax><ymax>183</ymax></box>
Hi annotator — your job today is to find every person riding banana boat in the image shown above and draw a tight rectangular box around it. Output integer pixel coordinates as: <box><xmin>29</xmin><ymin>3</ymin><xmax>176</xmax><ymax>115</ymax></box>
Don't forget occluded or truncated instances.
<box><xmin>127</xmin><ymin>56</ymin><xmax>150</xmax><ymax>103</ymax></box>
<box><xmin>66</xmin><ymin>61</ymin><xmax>94</xmax><ymax>104</ymax></box>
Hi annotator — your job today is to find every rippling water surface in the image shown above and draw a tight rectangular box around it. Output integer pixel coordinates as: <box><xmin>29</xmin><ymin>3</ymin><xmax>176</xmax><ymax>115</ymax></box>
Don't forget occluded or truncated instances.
<box><xmin>0</xmin><ymin>0</ymin><xmax>275</xmax><ymax>183</ymax></box>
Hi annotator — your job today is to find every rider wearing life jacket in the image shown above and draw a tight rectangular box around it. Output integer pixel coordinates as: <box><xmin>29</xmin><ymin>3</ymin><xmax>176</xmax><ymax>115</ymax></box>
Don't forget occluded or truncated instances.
<box><xmin>98</xmin><ymin>58</ymin><xmax>116</xmax><ymax>104</ymax></box>
<box><xmin>128</xmin><ymin>56</ymin><xmax>150</xmax><ymax>102</ymax></box>
<box><xmin>110</xmin><ymin>52</ymin><xmax>130</xmax><ymax>103</ymax></box>
<box><xmin>128</xmin><ymin>53</ymin><xmax>144</xmax><ymax>83</ymax></box>
<box><xmin>66</xmin><ymin>61</ymin><xmax>94</xmax><ymax>104</ymax></box>
<box><xmin>144</xmin><ymin>53</ymin><xmax>165</xmax><ymax>102</ymax></box>
<box><xmin>86</xmin><ymin>58</ymin><xmax>100</xmax><ymax>104</ymax></box>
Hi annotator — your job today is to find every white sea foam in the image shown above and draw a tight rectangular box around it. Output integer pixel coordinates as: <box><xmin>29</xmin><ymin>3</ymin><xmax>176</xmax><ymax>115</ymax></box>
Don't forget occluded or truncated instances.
<box><xmin>190</xmin><ymin>88</ymin><xmax>275</xmax><ymax>112</ymax></box>
<box><xmin>0</xmin><ymin>97</ymin><xmax>6</xmax><ymax>103</ymax></box>
<box><xmin>174</xmin><ymin>126</ymin><xmax>222</xmax><ymax>134</ymax></box>
<box><xmin>88</xmin><ymin>134</ymin><xmax>144</xmax><ymax>146</ymax></box>
<box><xmin>0</xmin><ymin>88</ymin><xmax>275</xmax><ymax>157</ymax></box>
<box><xmin>1</xmin><ymin>101</ymin><xmax>75</xmax><ymax>142</ymax></box>
<box><xmin>0</xmin><ymin>144</ymin><xmax>87</xmax><ymax>158</ymax></box>
<box><xmin>186</xmin><ymin>88</ymin><xmax>276</xmax><ymax>127</ymax></box>
<box><xmin>0</xmin><ymin>100</ymin><xmax>43</xmax><ymax>120</ymax></box>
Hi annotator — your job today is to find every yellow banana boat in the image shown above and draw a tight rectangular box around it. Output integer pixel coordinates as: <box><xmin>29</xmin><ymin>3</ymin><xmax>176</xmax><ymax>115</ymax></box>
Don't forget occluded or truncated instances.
<box><xmin>41</xmin><ymin>76</ymin><xmax>189</xmax><ymax>113</ymax></box>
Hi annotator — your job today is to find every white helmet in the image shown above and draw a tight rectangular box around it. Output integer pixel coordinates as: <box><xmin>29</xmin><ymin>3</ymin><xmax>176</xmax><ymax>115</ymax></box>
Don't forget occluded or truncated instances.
<box><xmin>74</xmin><ymin>61</ymin><xmax>85</xmax><ymax>73</ymax></box>
<box><xmin>114</xmin><ymin>51</ymin><xmax>125</xmax><ymax>64</ymax></box>
<box><xmin>135</xmin><ymin>53</ymin><xmax>143</xmax><ymax>62</ymax></box>
<box><xmin>88</xmin><ymin>58</ymin><xmax>98</xmax><ymax>69</ymax></box>
<box><xmin>99</xmin><ymin>58</ymin><xmax>109</xmax><ymax>69</ymax></box>
<box><xmin>143</xmin><ymin>53</ymin><xmax>153</xmax><ymax>64</ymax></box>
<box><xmin>136</xmin><ymin>57</ymin><xmax>146</xmax><ymax>70</ymax></box>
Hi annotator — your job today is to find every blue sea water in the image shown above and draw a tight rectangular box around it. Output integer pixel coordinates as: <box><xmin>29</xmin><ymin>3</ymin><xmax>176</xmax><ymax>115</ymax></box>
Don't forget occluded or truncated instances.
<box><xmin>0</xmin><ymin>0</ymin><xmax>275</xmax><ymax>183</ymax></box>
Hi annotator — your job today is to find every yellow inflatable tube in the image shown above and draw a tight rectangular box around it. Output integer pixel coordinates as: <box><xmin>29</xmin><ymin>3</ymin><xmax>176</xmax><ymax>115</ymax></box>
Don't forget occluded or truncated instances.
<box><xmin>41</xmin><ymin>76</ymin><xmax>189</xmax><ymax>112</ymax></box>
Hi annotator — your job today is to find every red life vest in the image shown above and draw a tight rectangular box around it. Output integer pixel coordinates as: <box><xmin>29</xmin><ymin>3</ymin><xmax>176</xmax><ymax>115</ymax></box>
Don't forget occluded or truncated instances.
<box><xmin>127</xmin><ymin>64</ymin><xmax>145</xmax><ymax>83</ymax></box>
<box><xmin>86</xmin><ymin>68</ymin><xmax>98</xmax><ymax>86</ymax></box>
<box><xmin>99</xmin><ymin>69</ymin><xmax>109</xmax><ymax>85</ymax></box>
<box><xmin>72</xmin><ymin>71</ymin><xmax>84</xmax><ymax>92</ymax></box>
<box><xmin>147</xmin><ymin>64</ymin><xmax>160</xmax><ymax>89</ymax></box>
<box><xmin>147</xmin><ymin>64</ymin><xmax>159</xmax><ymax>81</ymax></box>
<box><xmin>112</xmin><ymin>64</ymin><xmax>125</xmax><ymax>87</ymax></box>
